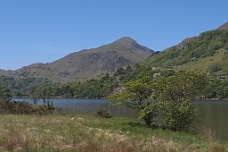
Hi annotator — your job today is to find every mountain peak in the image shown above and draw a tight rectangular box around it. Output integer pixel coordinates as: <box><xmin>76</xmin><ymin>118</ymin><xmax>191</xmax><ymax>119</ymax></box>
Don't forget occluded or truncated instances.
<box><xmin>0</xmin><ymin>37</ymin><xmax>154</xmax><ymax>82</ymax></box>
<box><xmin>217</xmin><ymin>22</ymin><xmax>228</xmax><ymax>30</ymax></box>
<box><xmin>112</xmin><ymin>37</ymin><xmax>153</xmax><ymax>52</ymax></box>
<box><xmin>114</xmin><ymin>37</ymin><xmax>136</xmax><ymax>45</ymax></box>
<box><xmin>116</xmin><ymin>36</ymin><xmax>135</xmax><ymax>41</ymax></box>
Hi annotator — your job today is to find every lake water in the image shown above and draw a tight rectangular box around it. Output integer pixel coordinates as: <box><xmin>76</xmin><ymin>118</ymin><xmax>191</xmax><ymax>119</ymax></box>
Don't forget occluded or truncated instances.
<box><xmin>14</xmin><ymin>98</ymin><xmax>138</xmax><ymax>118</ymax></box>
<box><xmin>192</xmin><ymin>100</ymin><xmax>228</xmax><ymax>140</ymax></box>
<box><xmin>14</xmin><ymin>98</ymin><xmax>228</xmax><ymax>140</ymax></box>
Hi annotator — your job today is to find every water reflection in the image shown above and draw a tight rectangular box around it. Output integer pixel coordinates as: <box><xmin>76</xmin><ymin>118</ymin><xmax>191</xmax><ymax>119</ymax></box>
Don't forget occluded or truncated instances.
<box><xmin>193</xmin><ymin>101</ymin><xmax>228</xmax><ymax>140</ymax></box>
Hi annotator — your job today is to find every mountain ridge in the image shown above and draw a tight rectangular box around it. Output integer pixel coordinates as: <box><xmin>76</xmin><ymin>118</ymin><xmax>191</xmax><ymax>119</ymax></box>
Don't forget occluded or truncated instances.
<box><xmin>0</xmin><ymin>37</ymin><xmax>154</xmax><ymax>82</ymax></box>
<box><xmin>1</xmin><ymin>22</ymin><xmax>228</xmax><ymax>82</ymax></box>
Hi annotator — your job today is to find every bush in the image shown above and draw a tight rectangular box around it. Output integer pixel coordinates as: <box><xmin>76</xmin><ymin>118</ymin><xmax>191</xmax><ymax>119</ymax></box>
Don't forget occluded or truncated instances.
<box><xmin>0</xmin><ymin>100</ymin><xmax>55</xmax><ymax>115</ymax></box>
<box><xmin>0</xmin><ymin>100</ymin><xmax>33</xmax><ymax>114</ymax></box>
<box><xmin>38</xmin><ymin>106</ymin><xmax>54</xmax><ymax>115</ymax></box>
<box><xmin>159</xmin><ymin>100</ymin><xmax>197</xmax><ymax>131</ymax></box>
<box><xmin>93</xmin><ymin>109</ymin><xmax>112</xmax><ymax>118</ymax></box>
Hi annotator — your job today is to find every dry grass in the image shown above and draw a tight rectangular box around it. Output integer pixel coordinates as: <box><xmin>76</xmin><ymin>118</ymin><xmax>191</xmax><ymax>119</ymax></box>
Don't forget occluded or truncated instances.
<box><xmin>202</xmin><ymin>128</ymin><xmax>227</xmax><ymax>152</ymax></box>
<box><xmin>0</xmin><ymin>114</ymin><xmax>227</xmax><ymax>152</ymax></box>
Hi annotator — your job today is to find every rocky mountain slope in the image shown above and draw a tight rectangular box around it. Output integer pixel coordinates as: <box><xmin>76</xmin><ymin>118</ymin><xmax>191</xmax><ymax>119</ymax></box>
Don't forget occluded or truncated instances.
<box><xmin>218</xmin><ymin>22</ymin><xmax>228</xmax><ymax>30</ymax></box>
<box><xmin>0</xmin><ymin>37</ymin><xmax>154</xmax><ymax>82</ymax></box>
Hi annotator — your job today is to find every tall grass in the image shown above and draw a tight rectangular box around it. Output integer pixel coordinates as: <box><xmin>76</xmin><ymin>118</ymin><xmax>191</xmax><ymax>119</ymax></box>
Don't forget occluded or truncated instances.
<box><xmin>0</xmin><ymin>114</ymin><xmax>227</xmax><ymax>151</ymax></box>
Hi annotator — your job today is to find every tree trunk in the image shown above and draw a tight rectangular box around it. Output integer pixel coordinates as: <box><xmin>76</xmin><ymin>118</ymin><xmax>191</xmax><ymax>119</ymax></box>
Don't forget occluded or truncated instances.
<box><xmin>143</xmin><ymin>114</ymin><xmax>152</xmax><ymax>127</ymax></box>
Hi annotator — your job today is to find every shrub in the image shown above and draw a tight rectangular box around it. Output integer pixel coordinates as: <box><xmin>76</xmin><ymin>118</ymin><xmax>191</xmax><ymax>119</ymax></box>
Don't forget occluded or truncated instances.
<box><xmin>0</xmin><ymin>100</ymin><xmax>33</xmax><ymax>114</ymax></box>
<box><xmin>159</xmin><ymin>100</ymin><xmax>197</xmax><ymax>131</ymax></box>
<box><xmin>38</xmin><ymin>106</ymin><xmax>52</xmax><ymax>115</ymax></box>
<box><xmin>93</xmin><ymin>109</ymin><xmax>112</xmax><ymax>118</ymax></box>
<box><xmin>0</xmin><ymin>99</ymin><xmax>55</xmax><ymax>115</ymax></box>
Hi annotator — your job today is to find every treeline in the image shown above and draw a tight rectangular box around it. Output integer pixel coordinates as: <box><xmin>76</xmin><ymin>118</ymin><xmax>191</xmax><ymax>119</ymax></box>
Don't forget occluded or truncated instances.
<box><xmin>0</xmin><ymin>64</ymin><xmax>228</xmax><ymax>100</ymax></box>
<box><xmin>0</xmin><ymin>76</ymin><xmax>52</xmax><ymax>97</ymax></box>
<box><xmin>0</xmin><ymin>83</ymin><xmax>55</xmax><ymax>115</ymax></box>
<box><xmin>52</xmin><ymin>65</ymin><xmax>228</xmax><ymax>99</ymax></box>
<box><xmin>28</xmin><ymin>65</ymin><xmax>158</xmax><ymax>99</ymax></box>
<box><xmin>51</xmin><ymin>73</ymin><xmax>116</xmax><ymax>99</ymax></box>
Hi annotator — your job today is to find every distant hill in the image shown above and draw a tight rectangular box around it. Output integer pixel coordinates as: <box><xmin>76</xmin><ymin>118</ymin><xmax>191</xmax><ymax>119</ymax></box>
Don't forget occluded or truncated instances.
<box><xmin>142</xmin><ymin>23</ymin><xmax>228</xmax><ymax>77</ymax></box>
<box><xmin>0</xmin><ymin>37</ymin><xmax>154</xmax><ymax>82</ymax></box>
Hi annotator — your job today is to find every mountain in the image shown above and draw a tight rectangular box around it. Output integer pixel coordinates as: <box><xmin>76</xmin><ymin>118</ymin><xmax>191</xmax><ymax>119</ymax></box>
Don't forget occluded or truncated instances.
<box><xmin>0</xmin><ymin>37</ymin><xmax>154</xmax><ymax>82</ymax></box>
<box><xmin>218</xmin><ymin>22</ymin><xmax>228</xmax><ymax>30</ymax></box>
<box><xmin>142</xmin><ymin>23</ymin><xmax>228</xmax><ymax>77</ymax></box>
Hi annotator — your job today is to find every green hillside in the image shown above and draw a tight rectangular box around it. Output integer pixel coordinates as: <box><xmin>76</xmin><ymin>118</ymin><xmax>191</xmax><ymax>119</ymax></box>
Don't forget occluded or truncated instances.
<box><xmin>143</xmin><ymin>28</ymin><xmax>228</xmax><ymax>77</ymax></box>
<box><xmin>171</xmin><ymin>49</ymin><xmax>228</xmax><ymax>75</ymax></box>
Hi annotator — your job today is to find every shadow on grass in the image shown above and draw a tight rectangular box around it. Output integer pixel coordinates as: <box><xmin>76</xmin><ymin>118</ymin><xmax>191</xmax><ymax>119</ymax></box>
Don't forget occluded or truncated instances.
<box><xmin>126</xmin><ymin>122</ymin><xmax>144</xmax><ymax>128</ymax></box>
<box><xmin>125</xmin><ymin>121</ymin><xmax>161</xmax><ymax>130</ymax></box>
<box><xmin>127</xmin><ymin>122</ymin><xmax>159</xmax><ymax>128</ymax></box>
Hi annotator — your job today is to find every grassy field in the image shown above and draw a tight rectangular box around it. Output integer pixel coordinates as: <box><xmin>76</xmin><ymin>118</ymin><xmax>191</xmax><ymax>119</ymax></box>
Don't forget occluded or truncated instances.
<box><xmin>0</xmin><ymin>114</ymin><xmax>227</xmax><ymax>152</ymax></box>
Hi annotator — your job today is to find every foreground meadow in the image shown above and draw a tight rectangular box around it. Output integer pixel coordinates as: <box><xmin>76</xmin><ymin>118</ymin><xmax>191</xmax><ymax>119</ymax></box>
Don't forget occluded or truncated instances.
<box><xmin>0</xmin><ymin>114</ymin><xmax>227</xmax><ymax>152</ymax></box>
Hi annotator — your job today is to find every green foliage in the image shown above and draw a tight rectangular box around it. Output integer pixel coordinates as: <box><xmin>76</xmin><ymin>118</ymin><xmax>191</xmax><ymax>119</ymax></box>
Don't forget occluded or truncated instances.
<box><xmin>0</xmin><ymin>85</ymin><xmax>12</xmax><ymax>101</ymax></box>
<box><xmin>1</xmin><ymin>57</ymin><xmax>227</xmax><ymax>100</ymax></box>
<box><xmin>152</xmin><ymin>71</ymin><xmax>205</xmax><ymax>131</ymax></box>
<box><xmin>204</xmin><ymin>78</ymin><xmax>228</xmax><ymax>99</ymax></box>
<box><xmin>50</xmin><ymin>73</ymin><xmax>118</xmax><ymax>99</ymax></box>
<box><xmin>154</xmin><ymin>71</ymin><xmax>207</xmax><ymax>102</ymax></box>
<box><xmin>159</xmin><ymin>100</ymin><xmax>197</xmax><ymax>131</ymax></box>
<box><xmin>36</xmin><ymin>86</ymin><xmax>53</xmax><ymax>106</ymax></box>
<box><xmin>107</xmin><ymin>76</ymin><xmax>156</xmax><ymax>126</ymax></box>
<box><xmin>49</xmin><ymin>65</ymin><xmax>175</xmax><ymax>99</ymax></box>
<box><xmin>29</xmin><ymin>87</ymin><xmax>40</xmax><ymax>104</ymax></box>
<box><xmin>108</xmin><ymin>71</ymin><xmax>205</xmax><ymax>131</ymax></box>
<box><xmin>115</xmin><ymin>65</ymin><xmax>156</xmax><ymax>83</ymax></box>
<box><xmin>138</xmin><ymin>102</ymin><xmax>159</xmax><ymax>127</ymax></box>
<box><xmin>208</xmin><ymin>51</ymin><xmax>228</xmax><ymax>76</ymax></box>
<box><xmin>208</xmin><ymin>62</ymin><xmax>223</xmax><ymax>73</ymax></box>
<box><xmin>0</xmin><ymin>100</ymin><xmax>54</xmax><ymax>115</ymax></box>
<box><xmin>0</xmin><ymin>76</ymin><xmax>52</xmax><ymax>97</ymax></box>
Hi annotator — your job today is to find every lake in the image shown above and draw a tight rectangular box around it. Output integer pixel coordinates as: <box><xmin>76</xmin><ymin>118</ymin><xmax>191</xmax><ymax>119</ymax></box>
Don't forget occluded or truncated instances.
<box><xmin>14</xmin><ymin>98</ymin><xmax>138</xmax><ymax>118</ymax></box>
<box><xmin>192</xmin><ymin>100</ymin><xmax>228</xmax><ymax>140</ymax></box>
<box><xmin>14</xmin><ymin>98</ymin><xmax>228</xmax><ymax>140</ymax></box>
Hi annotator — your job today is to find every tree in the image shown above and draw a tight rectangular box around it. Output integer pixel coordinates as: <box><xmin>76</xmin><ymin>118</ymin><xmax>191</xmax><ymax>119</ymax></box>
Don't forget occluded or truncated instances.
<box><xmin>37</xmin><ymin>86</ymin><xmax>53</xmax><ymax>106</ymax></box>
<box><xmin>151</xmin><ymin>71</ymin><xmax>206</xmax><ymax>131</ymax></box>
<box><xmin>107</xmin><ymin>76</ymin><xmax>157</xmax><ymax>126</ymax></box>
<box><xmin>154</xmin><ymin>71</ymin><xmax>206</xmax><ymax>102</ymax></box>
<box><xmin>29</xmin><ymin>87</ymin><xmax>40</xmax><ymax>104</ymax></box>
<box><xmin>0</xmin><ymin>85</ymin><xmax>12</xmax><ymax>101</ymax></box>
<box><xmin>108</xmin><ymin>71</ymin><xmax>206</xmax><ymax>131</ymax></box>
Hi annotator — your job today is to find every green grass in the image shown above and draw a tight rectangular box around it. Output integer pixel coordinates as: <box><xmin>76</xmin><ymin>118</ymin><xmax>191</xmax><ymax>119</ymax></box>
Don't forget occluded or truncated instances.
<box><xmin>172</xmin><ymin>49</ymin><xmax>226</xmax><ymax>72</ymax></box>
<box><xmin>0</xmin><ymin>114</ymin><xmax>227</xmax><ymax>152</ymax></box>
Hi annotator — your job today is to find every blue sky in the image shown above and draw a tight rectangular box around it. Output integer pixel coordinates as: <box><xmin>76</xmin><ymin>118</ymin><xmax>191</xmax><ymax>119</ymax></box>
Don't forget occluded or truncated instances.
<box><xmin>0</xmin><ymin>0</ymin><xmax>228</xmax><ymax>70</ymax></box>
